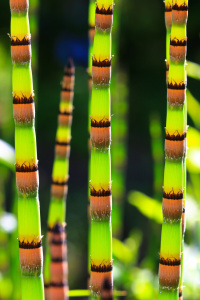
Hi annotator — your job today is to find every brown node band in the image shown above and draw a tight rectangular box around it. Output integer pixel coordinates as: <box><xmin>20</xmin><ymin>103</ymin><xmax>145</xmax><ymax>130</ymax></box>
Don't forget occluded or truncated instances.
<box><xmin>13</xmin><ymin>103</ymin><xmax>35</xmax><ymax>123</ymax></box>
<box><xmin>10</xmin><ymin>36</ymin><xmax>31</xmax><ymax>63</ymax></box>
<box><xmin>10</xmin><ymin>0</ymin><xmax>28</xmax><ymax>12</ymax></box>
<box><xmin>96</xmin><ymin>5</ymin><xmax>113</xmax><ymax>15</ymax></box>
<box><xmin>51</xmin><ymin>180</ymin><xmax>68</xmax><ymax>198</ymax></box>
<box><xmin>58</xmin><ymin>111</ymin><xmax>73</xmax><ymax>127</ymax></box>
<box><xmin>172</xmin><ymin>3</ymin><xmax>188</xmax><ymax>11</ymax></box>
<box><xmin>91</xmin><ymin>126</ymin><xmax>111</xmax><ymax>148</ymax></box>
<box><xmin>162</xmin><ymin>198</ymin><xmax>183</xmax><ymax>220</ymax></box>
<box><xmin>51</xmin><ymin>258</ymin><xmax>66</xmax><ymax>263</ymax></box>
<box><xmin>91</xmin><ymin>118</ymin><xmax>111</xmax><ymax>147</ymax></box>
<box><xmin>91</xmin><ymin>263</ymin><xmax>113</xmax><ymax>273</ymax></box>
<box><xmin>163</xmin><ymin>189</ymin><xmax>183</xmax><ymax>200</ymax></box>
<box><xmin>90</xmin><ymin>195</ymin><xmax>112</xmax><ymax>219</ymax></box>
<box><xmin>16</xmin><ymin>163</ymin><xmax>38</xmax><ymax>172</ymax></box>
<box><xmin>91</xmin><ymin>187</ymin><xmax>111</xmax><ymax>197</ymax></box>
<box><xmin>60</xmin><ymin>89</ymin><xmax>74</xmax><ymax>102</ymax></box>
<box><xmin>10</xmin><ymin>36</ymin><xmax>31</xmax><ymax>46</ymax></box>
<box><xmin>172</xmin><ymin>3</ymin><xmax>188</xmax><ymax>25</ymax></box>
<box><xmin>51</xmin><ymin>243</ymin><xmax>67</xmax><ymax>261</ymax></box>
<box><xmin>49</xmin><ymin>284</ymin><xmax>68</xmax><ymax>300</ymax></box>
<box><xmin>165</xmin><ymin>4</ymin><xmax>172</xmax><ymax>12</ymax></box>
<box><xmin>55</xmin><ymin>144</ymin><xmax>71</xmax><ymax>158</ymax></box>
<box><xmin>168</xmin><ymin>81</ymin><xmax>186</xmax><ymax>90</ymax></box>
<box><xmin>159</xmin><ymin>257</ymin><xmax>181</xmax><ymax>287</ymax></box>
<box><xmin>51</xmin><ymin>261</ymin><xmax>68</xmax><ymax>283</ymax></box>
<box><xmin>11</xmin><ymin>45</ymin><xmax>31</xmax><ymax>63</ymax></box>
<box><xmin>92</xmin><ymin>58</ymin><xmax>111</xmax><ymax>84</ymax></box>
<box><xmin>167</xmin><ymin>81</ymin><xmax>186</xmax><ymax>105</ymax></box>
<box><xmin>62</xmin><ymin>75</ymin><xmax>75</xmax><ymax>90</ymax></box>
<box><xmin>92</xmin><ymin>58</ymin><xmax>111</xmax><ymax>67</ymax></box>
<box><xmin>89</xmin><ymin>26</ymin><xmax>95</xmax><ymax>43</ymax></box>
<box><xmin>19</xmin><ymin>240</ymin><xmax>42</xmax><ymax>249</ymax></box>
<box><xmin>165</xmin><ymin>131</ymin><xmax>186</xmax><ymax>159</ymax></box>
<box><xmin>95</xmin><ymin>13</ymin><xmax>113</xmax><ymax>30</ymax></box>
<box><xmin>170</xmin><ymin>38</ymin><xmax>187</xmax><ymax>62</ymax></box>
<box><xmin>13</xmin><ymin>94</ymin><xmax>34</xmax><ymax>104</ymax></box>
<box><xmin>165</xmin><ymin>11</ymin><xmax>172</xmax><ymax>29</ymax></box>
<box><xmin>165</xmin><ymin>130</ymin><xmax>186</xmax><ymax>141</ymax></box>
<box><xmin>90</xmin><ymin>269</ymin><xmax>113</xmax><ymax>294</ymax></box>
<box><xmin>16</xmin><ymin>163</ymin><xmax>38</xmax><ymax>193</ymax></box>
<box><xmin>19</xmin><ymin>246</ymin><xmax>42</xmax><ymax>274</ymax></box>
<box><xmin>172</xmin><ymin>10</ymin><xmax>188</xmax><ymax>25</ymax></box>
<box><xmin>50</xmin><ymin>282</ymin><xmax>67</xmax><ymax>287</ymax></box>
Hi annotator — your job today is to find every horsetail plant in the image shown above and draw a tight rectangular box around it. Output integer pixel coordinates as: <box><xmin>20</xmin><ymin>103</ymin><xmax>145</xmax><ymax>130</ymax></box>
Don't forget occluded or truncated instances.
<box><xmin>87</xmin><ymin>0</ymin><xmax>96</xmax><ymax>281</ymax></box>
<box><xmin>165</xmin><ymin>0</ymin><xmax>172</xmax><ymax>83</ymax></box>
<box><xmin>158</xmin><ymin>1</ymin><xmax>188</xmax><ymax>299</ymax></box>
<box><xmin>90</xmin><ymin>0</ymin><xmax>114</xmax><ymax>296</ymax></box>
<box><xmin>9</xmin><ymin>0</ymin><xmax>44</xmax><ymax>298</ymax></box>
<box><xmin>44</xmin><ymin>59</ymin><xmax>75</xmax><ymax>300</ymax></box>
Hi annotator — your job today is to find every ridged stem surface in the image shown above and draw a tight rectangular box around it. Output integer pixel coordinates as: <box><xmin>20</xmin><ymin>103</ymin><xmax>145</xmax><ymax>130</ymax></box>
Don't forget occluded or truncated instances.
<box><xmin>9</xmin><ymin>0</ymin><xmax>44</xmax><ymax>298</ymax></box>
<box><xmin>90</xmin><ymin>0</ymin><xmax>114</xmax><ymax>297</ymax></box>
<box><xmin>88</xmin><ymin>0</ymin><xmax>96</xmax><ymax>280</ymax></box>
<box><xmin>44</xmin><ymin>60</ymin><xmax>75</xmax><ymax>300</ymax></box>
<box><xmin>158</xmin><ymin>1</ymin><xmax>188</xmax><ymax>299</ymax></box>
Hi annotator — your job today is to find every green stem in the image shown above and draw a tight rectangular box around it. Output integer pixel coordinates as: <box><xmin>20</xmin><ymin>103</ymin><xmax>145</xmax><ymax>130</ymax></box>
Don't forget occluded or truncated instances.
<box><xmin>44</xmin><ymin>60</ymin><xmax>75</xmax><ymax>300</ymax></box>
<box><xmin>90</xmin><ymin>0</ymin><xmax>114</xmax><ymax>297</ymax></box>
<box><xmin>158</xmin><ymin>1</ymin><xmax>188</xmax><ymax>299</ymax></box>
<box><xmin>9</xmin><ymin>0</ymin><xmax>44</xmax><ymax>298</ymax></box>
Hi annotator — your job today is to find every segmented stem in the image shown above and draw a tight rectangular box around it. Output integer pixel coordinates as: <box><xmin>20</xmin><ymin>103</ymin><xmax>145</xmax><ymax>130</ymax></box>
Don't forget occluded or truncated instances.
<box><xmin>88</xmin><ymin>0</ymin><xmax>96</xmax><ymax>282</ymax></box>
<box><xmin>158</xmin><ymin>1</ymin><xmax>188</xmax><ymax>299</ymax></box>
<box><xmin>44</xmin><ymin>60</ymin><xmax>75</xmax><ymax>300</ymax></box>
<box><xmin>9</xmin><ymin>0</ymin><xmax>44</xmax><ymax>298</ymax></box>
<box><xmin>90</xmin><ymin>0</ymin><xmax>114</xmax><ymax>297</ymax></box>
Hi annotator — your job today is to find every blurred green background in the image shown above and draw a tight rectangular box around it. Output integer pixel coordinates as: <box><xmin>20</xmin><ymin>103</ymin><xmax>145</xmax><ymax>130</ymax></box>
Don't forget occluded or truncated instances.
<box><xmin>0</xmin><ymin>0</ymin><xmax>200</xmax><ymax>299</ymax></box>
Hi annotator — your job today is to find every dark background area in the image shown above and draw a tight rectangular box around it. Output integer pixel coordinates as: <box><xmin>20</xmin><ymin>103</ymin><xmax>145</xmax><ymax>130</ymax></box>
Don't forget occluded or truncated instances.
<box><xmin>0</xmin><ymin>0</ymin><xmax>200</xmax><ymax>293</ymax></box>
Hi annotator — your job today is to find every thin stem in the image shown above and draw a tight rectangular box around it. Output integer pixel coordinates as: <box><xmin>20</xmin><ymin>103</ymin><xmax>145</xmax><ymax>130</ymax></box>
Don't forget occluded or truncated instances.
<box><xmin>90</xmin><ymin>0</ymin><xmax>114</xmax><ymax>297</ymax></box>
<box><xmin>9</xmin><ymin>0</ymin><xmax>44</xmax><ymax>298</ymax></box>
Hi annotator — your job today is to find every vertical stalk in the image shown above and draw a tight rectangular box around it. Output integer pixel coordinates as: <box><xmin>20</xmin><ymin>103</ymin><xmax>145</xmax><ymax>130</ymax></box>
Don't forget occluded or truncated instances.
<box><xmin>44</xmin><ymin>60</ymin><xmax>75</xmax><ymax>300</ymax></box>
<box><xmin>9</xmin><ymin>0</ymin><xmax>44</xmax><ymax>299</ymax></box>
<box><xmin>158</xmin><ymin>1</ymin><xmax>188</xmax><ymax>299</ymax></box>
<box><xmin>90</xmin><ymin>0</ymin><xmax>114</xmax><ymax>297</ymax></box>
<box><xmin>29</xmin><ymin>0</ymin><xmax>39</xmax><ymax>99</ymax></box>
<box><xmin>88</xmin><ymin>0</ymin><xmax>96</xmax><ymax>281</ymax></box>
<box><xmin>165</xmin><ymin>0</ymin><xmax>172</xmax><ymax>83</ymax></box>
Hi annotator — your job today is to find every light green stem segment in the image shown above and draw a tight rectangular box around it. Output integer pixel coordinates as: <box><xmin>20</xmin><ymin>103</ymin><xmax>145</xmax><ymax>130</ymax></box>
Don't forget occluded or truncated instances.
<box><xmin>91</xmin><ymin>220</ymin><xmax>112</xmax><ymax>263</ymax></box>
<box><xmin>21</xmin><ymin>276</ymin><xmax>44</xmax><ymax>300</ymax></box>
<box><xmin>158</xmin><ymin>289</ymin><xmax>179</xmax><ymax>300</ymax></box>
<box><xmin>48</xmin><ymin>198</ymin><xmax>66</xmax><ymax>226</ymax></box>
<box><xmin>12</xmin><ymin>64</ymin><xmax>33</xmax><ymax>96</ymax></box>
<box><xmin>164</xmin><ymin>159</ymin><xmax>183</xmax><ymax>192</ymax></box>
<box><xmin>18</xmin><ymin>197</ymin><xmax>41</xmax><ymax>241</ymax></box>
<box><xmin>90</xmin><ymin>149</ymin><xmax>111</xmax><ymax>190</ymax></box>
<box><xmin>15</xmin><ymin>125</ymin><xmax>37</xmax><ymax>165</ymax></box>
<box><xmin>160</xmin><ymin>222</ymin><xmax>182</xmax><ymax>259</ymax></box>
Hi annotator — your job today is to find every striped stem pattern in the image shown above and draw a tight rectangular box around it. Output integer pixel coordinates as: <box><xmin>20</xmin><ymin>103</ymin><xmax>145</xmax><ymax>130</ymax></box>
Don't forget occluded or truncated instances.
<box><xmin>165</xmin><ymin>0</ymin><xmax>172</xmax><ymax>83</ymax></box>
<box><xmin>90</xmin><ymin>0</ymin><xmax>114</xmax><ymax>297</ymax></box>
<box><xmin>88</xmin><ymin>0</ymin><xmax>96</xmax><ymax>282</ymax></box>
<box><xmin>158</xmin><ymin>1</ymin><xmax>188</xmax><ymax>299</ymax></box>
<box><xmin>9</xmin><ymin>0</ymin><xmax>44</xmax><ymax>298</ymax></box>
<box><xmin>44</xmin><ymin>60</ymin><xmax>75</xmax><ymax>300</ymax></box>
